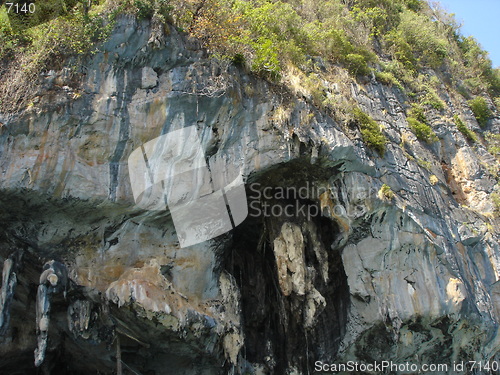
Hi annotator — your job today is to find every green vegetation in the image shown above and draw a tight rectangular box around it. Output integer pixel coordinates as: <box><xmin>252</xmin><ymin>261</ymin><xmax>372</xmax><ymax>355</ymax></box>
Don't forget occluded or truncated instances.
<box><xmin>351</xmin><ymin>107</ymin><xmax>387</xmax><ymax>155</ymax></box>
<box><xmin>1</xmin><ymin>0</ymin><xmax>489</xmax><ymax>91</ymax></box>
<box><xmin>421</xmin><ymin>88</ymin><xmax>445</xmax><ymax>110</ymax></box>
<box><xmin>375</xmin><ymin>71</ymin><xmax>402</xmax><ymax>89</ymax></box>
<box><xmin>0</xmin><ymin>0</ymin><xmax>120</xmax><ymax>110</ymax></box>
<box><xmin>408</xmin><ymin>103</ymin><xmax>426</xmax><ymax>123</ymax></box>
<box><xmin>384</xmin><ymin>9</ymin><xmax>447</xmax><ymax>70</ymax></box>
<box><xmin>468</xmin><ymin>96</ymin><xmax>492</xmax><ymax>128</ymax></box>
<box><xmin>344</xmin><ymin>53</ymin><xmax>371</xmax><ymax>76</ymax></box>
<box><xmin>453</xmin><ymin>115</ymin><xmax>477</xmax><ymax>142</ymax></box>
<box><xmin>302</xmin><ymin>73</ymin><xmax>326</xmax><ymax>107</ymax></box>
<box><xmin>184</xmin><ymin>0</ymin><xmax>380</xmax><ymax>80</ymax></box>
<box><xmin>379</xmin><ymin>184</ymin><xmax>395</xmax><ymax>200</ymax></box>
<box><xmin>457</xmin><ymin>36</ymin><xmax>500</xmax><ymax>97</ymax></box>
<box><xmin>495</xmin><ymin>97</ymin><xmax>500</xmax><ymax>110</ymax></box>
<box><xmin>406</xmin><ymin>103</ymin><xmax>438</xmax><ymax>143</ymax></box>
<box><xmin>416</xmin><ymin>157</ymin><xmax>432</xmax><ymax>170</ymax></box>
<box><xmin>485</xmin><ymin>132</ymin><xmax>500</xmax><ymax>158</ymax></box>
<box><xmin>407</xmin><ymin>117</ymin><xmax>438</xmax><ymax>143</ymax></box>
<box><xmin>0</xmin><ymin>0</ymin><xmax>177</xmax><ymax>110</ymax></box>
<box><xmin>0</xmin><ymin>0</ymin><xmax>117</xmax><ymax>57</ymax></box>
<box><xmin>492</xmin><ymin>192</ymin><xmax>500</xmax><ymax>217</ymax></box>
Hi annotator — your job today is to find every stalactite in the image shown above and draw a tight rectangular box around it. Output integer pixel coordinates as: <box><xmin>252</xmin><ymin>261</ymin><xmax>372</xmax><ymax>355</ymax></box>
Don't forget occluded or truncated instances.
<box><xmin>34</xmin><ymin>282</ymin><xmax>49</xmax><ymax>367</ymax></box>
<box><xmin>0</xmin><ymin>250</ymin><xmax>23</xmax><ymax>336</ymax></box>
<box><xmin>67</xmin><ymin>299</ymin><xmax>92</xmax><ymax>338</ymax></box>
<box><xmin>34</xmin><ymin>260</ymin><xmax>68</xmax><ymax>367</ymax></box>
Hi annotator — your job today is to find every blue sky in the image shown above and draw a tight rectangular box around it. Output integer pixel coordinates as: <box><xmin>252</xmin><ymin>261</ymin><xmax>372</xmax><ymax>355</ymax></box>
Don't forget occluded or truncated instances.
<box><xmin>438</xmin><ymin>0</ymin><xmax>500</xmax><ymax>68</ymax></box>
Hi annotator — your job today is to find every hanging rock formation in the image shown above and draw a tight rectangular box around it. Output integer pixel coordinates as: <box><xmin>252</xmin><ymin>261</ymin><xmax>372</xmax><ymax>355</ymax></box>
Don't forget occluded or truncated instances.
<box><xmin>35</xmin><ymin>261</ymin><xmax>68</xmax><ymax>367</ymax></box>
<box><xmin>0</xmin><ymin>251</ymin><xmax>22</xmax><ymax>336</ymax></box>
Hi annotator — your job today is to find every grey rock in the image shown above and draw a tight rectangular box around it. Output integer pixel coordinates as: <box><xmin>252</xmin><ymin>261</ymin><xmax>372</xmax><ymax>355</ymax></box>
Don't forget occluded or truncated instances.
<box><xmin>141</xmin><ymin>66</ymin><xmax>158</xmax><ymax>89</ymax></box>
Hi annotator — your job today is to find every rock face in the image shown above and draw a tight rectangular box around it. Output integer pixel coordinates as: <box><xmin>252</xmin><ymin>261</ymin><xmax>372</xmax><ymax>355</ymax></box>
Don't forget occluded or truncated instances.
<box><xmin>0</xmin><ymin>16</ymin><xmax>499</xmax><ymax>374</ymax></box>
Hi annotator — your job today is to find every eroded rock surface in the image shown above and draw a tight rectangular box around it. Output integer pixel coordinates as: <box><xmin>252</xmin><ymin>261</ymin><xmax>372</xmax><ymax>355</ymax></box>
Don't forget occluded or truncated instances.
<box><xmin>0</xmin><ymin>15</ymin><xmax>499</xmax><ymax>374</ymax></box>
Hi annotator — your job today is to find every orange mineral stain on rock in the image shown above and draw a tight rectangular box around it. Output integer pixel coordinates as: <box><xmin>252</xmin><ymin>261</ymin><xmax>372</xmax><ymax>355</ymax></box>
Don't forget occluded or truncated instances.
<box><xmin>75</xmin><ymin>264</ymin><xmax>126</xmax><ymax>292</ymax></box>
<box><xmin>319</xmin><ymin>190</ymin><xmax>350</xmax><ymax>233</ymax></box>
<box><xmin>101</xmin><ymin>260</ymin><xmax>214</xmax><ymax>328</ymax></box>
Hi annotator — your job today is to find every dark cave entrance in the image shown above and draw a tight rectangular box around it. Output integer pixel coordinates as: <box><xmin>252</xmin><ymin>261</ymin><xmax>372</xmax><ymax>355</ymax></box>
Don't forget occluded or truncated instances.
<box><xmin>225</xmin><ymin>161</ymin><xmax>350</xmax><ymax>373</ymax></box>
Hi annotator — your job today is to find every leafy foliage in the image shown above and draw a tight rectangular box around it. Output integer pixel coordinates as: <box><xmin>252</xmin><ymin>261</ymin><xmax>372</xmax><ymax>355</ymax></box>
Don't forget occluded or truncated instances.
<box><xmin>406</xmin><ymin>103</ymin><xmax>437</xmax><ymax>143</ymax></box>
<box><xmin>351</xmin><ymin>107</ymin><xmax>387</xmax><ymax>155</ymax></box>
<box><xmin>185</xmin><ymin>0</ymin><xmax>388</xmax><ymax>79</ymax></box>
<box><xmin>0</xmin><ymin>0</ymin><xmax>119</xmax><ymax>111</ymax></box>
<box><xmin>421</xmin><ymin>89</ymin><xmax>445</xmax><ymax>110</ymax></box>
<box><xmin>485</xmin><ymin>132</ymin><xmax>500</xmax><ymax>158</ymax></box>
<box><xmin>453</xmin><ymin>115</ymin><xmax>477</xmax><ymax>142</ymax></box>
<box><xmin>390</xmin><ymin>10</ymin><xmax>447</xmax><ymax>69</ymax></box>
<box><xmin>375</xmin><ymin>71</ymin><xmax>402</xmax><ymax>88</ymax></box>
<box><xmin>379</xmin><ymin>184</ymin><xmax>395</xmax><ymax>200</ymax></box>
<box><xmin>458</xmin><ymin>36</ymin><xmax>500</xmax><ymax>96</ymax></box>
<box><xmin>407</xmin><ymin>117</ymin><xmax>438</xmax><ymax>143</ymax></box>
<box><xmin>344</xmin><ymin>53</ymin><xmax>371</xmax><ymax>76</ymax></box>
<box><xmin>132</xmin><ymin>0</ymin><xmax>153</xmax><ymax>19</ymax></box>
<box><xmin>408</xmin><ymin>103</ymin><xmax>426</xmax><ymax>123</ymax></box>
<box><xmin>468</xmin><ymin>96</ymin><xmax>491</xmax><ymax>128</ymax></box>
<box><xmin>492</xmin><ymin>192</ymin><xmax>500</xmax><ymax>216</ymax></box>
<box><xmin>1</xmin><ymin>0</ymin><xmax>499</xmax><ymax>88</ymax></box>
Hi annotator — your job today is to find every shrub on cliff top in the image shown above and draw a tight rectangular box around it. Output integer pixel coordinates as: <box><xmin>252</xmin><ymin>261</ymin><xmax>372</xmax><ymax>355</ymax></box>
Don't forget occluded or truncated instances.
<box><xmin>0</xmin><ymin>0</ymin><xmax>116</xmax><ymax>111</ymax></box>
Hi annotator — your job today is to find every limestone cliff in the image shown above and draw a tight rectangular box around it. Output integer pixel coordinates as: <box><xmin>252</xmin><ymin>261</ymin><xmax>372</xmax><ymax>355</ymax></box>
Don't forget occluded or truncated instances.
<box><xmin>0</xmin><ymin>15</ymin><xmax>499</xmax><ymax>375</ymax></box>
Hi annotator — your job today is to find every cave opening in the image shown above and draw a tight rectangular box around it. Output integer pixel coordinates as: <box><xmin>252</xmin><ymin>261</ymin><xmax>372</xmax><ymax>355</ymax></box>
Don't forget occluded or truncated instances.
<box><xmin>225</xmin><ymin>162</ymin><xmax>350</xmax><ymax>373</ymax></box>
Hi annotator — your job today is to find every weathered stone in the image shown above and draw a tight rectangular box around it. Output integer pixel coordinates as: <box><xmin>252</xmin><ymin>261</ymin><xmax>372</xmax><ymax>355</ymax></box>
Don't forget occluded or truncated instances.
<box><xmin>141</xmin><ymin>66</ymin><xmax>158</xmax><ymax>89</ymax></box>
